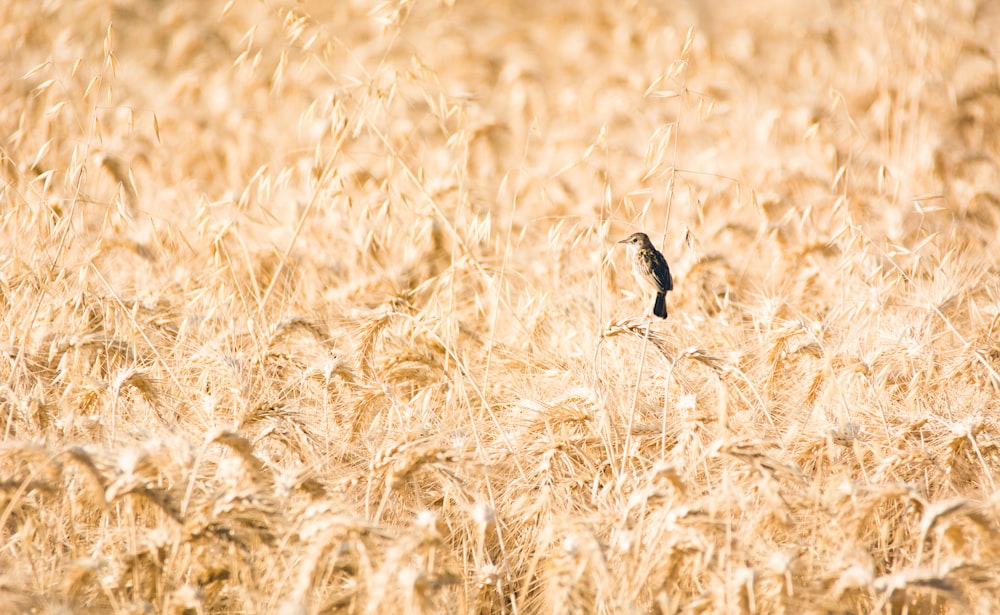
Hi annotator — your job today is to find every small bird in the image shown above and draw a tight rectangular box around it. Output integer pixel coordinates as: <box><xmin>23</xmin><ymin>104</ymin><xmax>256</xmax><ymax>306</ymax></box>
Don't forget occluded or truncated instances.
<box><xmin>619</xmin><ymin>232</ymin><xmax>673</xmax><ymax>318</ymax></box>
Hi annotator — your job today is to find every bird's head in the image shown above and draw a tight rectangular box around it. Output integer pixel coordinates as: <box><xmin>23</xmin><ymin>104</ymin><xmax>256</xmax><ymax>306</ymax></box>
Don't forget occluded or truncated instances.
<box><xmin>618</xmin><ymin>232</ymin><xmax>652</xmax><ymax>247</ymax></box>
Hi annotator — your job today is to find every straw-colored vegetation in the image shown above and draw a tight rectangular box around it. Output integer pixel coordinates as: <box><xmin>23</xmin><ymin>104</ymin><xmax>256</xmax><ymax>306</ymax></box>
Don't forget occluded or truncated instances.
<box><xmin>2</xmin><ymin>0</ymin><xmax>1000</xmax><ymax>612</ymax></box>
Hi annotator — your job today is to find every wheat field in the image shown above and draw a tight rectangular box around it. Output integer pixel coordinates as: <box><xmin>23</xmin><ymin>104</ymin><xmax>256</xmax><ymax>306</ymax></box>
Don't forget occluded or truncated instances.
<box><xmin>2</xmin><ymin>0</ymin><xmax>1000</xmax><ymax>613</ymax></box>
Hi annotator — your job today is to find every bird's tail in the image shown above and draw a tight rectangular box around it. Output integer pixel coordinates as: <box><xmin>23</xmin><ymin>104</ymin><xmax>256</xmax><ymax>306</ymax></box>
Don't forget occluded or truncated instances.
<box><xmin>653</xmin><ymin>292</ymin><xmax>668</xmax><ymax>318</ymax></box>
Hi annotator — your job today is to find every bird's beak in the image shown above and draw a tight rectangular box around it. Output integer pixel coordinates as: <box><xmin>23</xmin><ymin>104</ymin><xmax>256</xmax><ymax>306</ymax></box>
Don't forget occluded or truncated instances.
<box><xmin>617</xmin><ymin>238</ymin><xmax>629</xmax><ymax>244</ymax></box>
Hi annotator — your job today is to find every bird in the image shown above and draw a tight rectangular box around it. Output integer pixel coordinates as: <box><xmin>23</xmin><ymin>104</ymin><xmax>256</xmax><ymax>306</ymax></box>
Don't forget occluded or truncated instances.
<box><xmin>618</xmin><ymin>232</ymin><xmax>672</xmax><ymax>318</ymax></box>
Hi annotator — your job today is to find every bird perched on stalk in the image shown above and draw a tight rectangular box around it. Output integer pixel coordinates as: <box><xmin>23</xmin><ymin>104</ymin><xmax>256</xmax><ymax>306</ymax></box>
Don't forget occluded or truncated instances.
<box><xmin>618</xmin><ymin>232</ymin><xmax>673</xmax><ymax>318</ymax></box>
